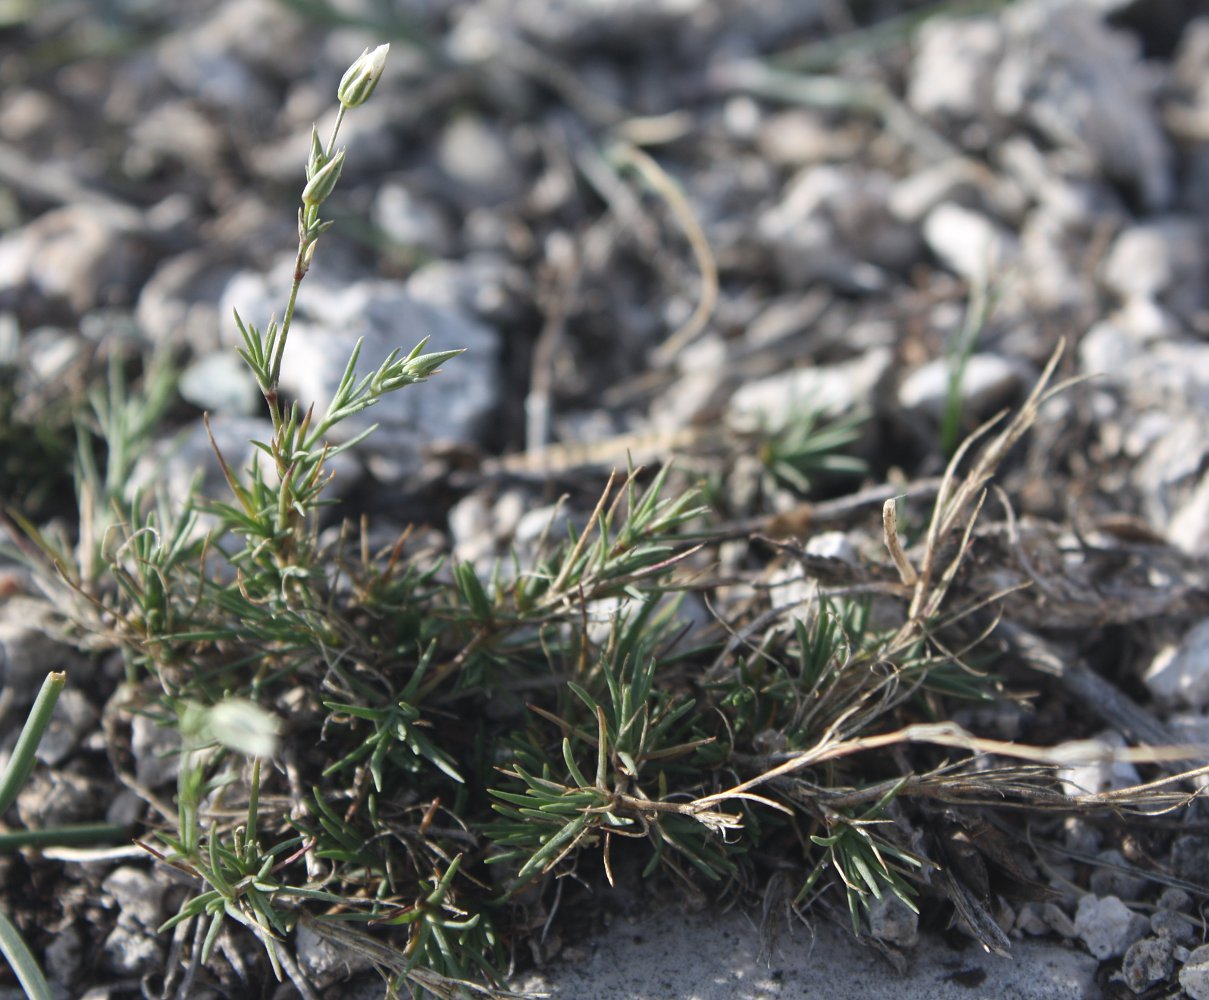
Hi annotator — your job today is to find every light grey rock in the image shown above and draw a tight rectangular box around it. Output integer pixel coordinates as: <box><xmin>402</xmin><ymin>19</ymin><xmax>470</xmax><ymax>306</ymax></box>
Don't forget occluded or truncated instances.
<box><xmin>34</xmin><ymin>688</ymin><xmax>98</xmax><ymax>767</ymax></box>
<box><xmin>922</xmin><ymin>203</ymin><xmax>1018</xmax><ymax>284</ymax></box>
<box><xmin>727</xmin><ymin>347</ymin><xmax>891</xmax><ymax>433</ymax></box>
<box><xmin>124</xmin><ymin>99</ymin><xmax>227</xmax><ymax>182</ymax></box>
<box><xmin>295</xmin><ymin>920</ymin><xmax>374</xmax><ymax>984</ymax></box>
<box><xmin>888</xmin><ymin>160</ymin><xmax>987</xmax><ymax>223</ymax></box>
<box><xmin>102</xmin><ymin>866</ymin><xmax>165</xmax><ymax>928</ymax></box>
<box><xmin>1122</xmin><ymin>936</ymin><xmax>1174</xmax><ymax>994</ymax></box>
<box><xmin>373</xmin><ymin>180</ymin><xmax>453</xmax><ymax>255</ymax></box>
<box><xmin>481</xmin><ymin>0</ymin><xmax>707</xmax><ymax>48</ymax></box>
<box><xmin>514</xmin><ymin>908</ymin><xmax>1098</xmax><ymax>1000</ymax></box>
<box><xmin>131</xmin><ymin>712</ymin><xmax>181</xmax><ymax>790</ymax></box>
<box><xmin>23</xmin><ymin>326</ymin><xmax>79</xmax><ymax>385</ymax></box>
<box><xmin>449</xmin><ymin>492</ymin><xmax>495</xmax><ymax>567</ymax></box>
<box><xmin>1041</xmin><ymin>901</ymin><xmax>1078</xmax><ymax>940</ymax></box>
<box><xmin>106</xmin><ymin>789</ymin><xmax>146</xmax><ymax>828</ymax></box>
<box><xmin>1181</xmin><ymin>943</ymin><xmax>1209</xmax><ymax>1000</ymax></box>
<box><xmin>898</xmin><ymin>353</ymin><xmax>1032</xmax><ymax>418</ymax></box>
<box><xmin>1170</xmin><ymin>836</ymin><xmax>1209</xmax><ymax>884</ymax></box>
<box><xmin>1158</xmin><ymin>887</ymin><xmax>1191</xmax><ymax>911</ymax></box>
<box><xmin>756</xmin><ymin>110</ymin><xmax>859</xmax><ymax>167</ymax></box>
<box><xmin>221</xmin><ymin>264</ymin><xmax>499</xmax><ymax>481</ymax></box>
<box><xmin>103</xmin><ymin>920</ymin><xmax>162</xmax><ymax>976</ymax></box>
<box><xmin>867</xmin><ymin>893</ymin><xmax>919</xmax><ymax>947</ymax></box>
<box><xmin>0</xmin><ymin>204</ymin><xmax>147</xmax><ymax>314</ymax></box>
<box><xmin>1101</xmin><ymin>219</ymin><xmax>1205</xmax><ymax>311</ymax></box>
<box><xmin>15</xmin><ymin>767</ymin><xmax>97</xmax><ymax>828</ymax></box>
<box><xmin>437</xmin><ymin>116</ymin><xmax>524</xmax><ymax>206</ymax></box>
<box><xmin>178</xmin><ymin>350</ymin><xmax>261</xmax><ymax>416</ymax></box>
<box><xmin>1151</xmin><ymin>908</ymin><xmax>1194</xmax><ymax>944</ymax></box>
<box><xmin>1078</xmin><ymin>320</ymin><xmax>1144</xmax><ymax>378</ymax></box>
<box><xmin>907</xmin><ymin>16</ymin><xmax>1004</xmax><ymax>121</ymax></box>
<box><xmin>0</xmin><ymin>597</ymin><xmax>80</xmax><ymax>706</ymax></box>
<box><xmin>130</xmin><ymin>415</ymin><xmax>306</xmax><ymax>509</ymax></box>
<box><xmin>804</xmin><ymin>531</ymin><xmax>857</xmax><ymax>564</ymax></box>
<box><xmin>154</xmin><ymin>0</ymin><xmax>307</xmax><ymax>109</ymax></box>
<box><xmin>1143</xmin><ymin>619</ymin><xmax>1209</xmax><ymax>710</ymax></box>
<box><xmin>994</xmin><ymin>3</ymin><xmax>1171</xmax><ymax>211</ymax></box>
<box><xmin>1073</xmin><ymin>894</ymin><xmax>1147</xmax><ymax>960</ymax></box>
<box><xmin>1087</xmin><ymin>850</ymin><xmax>1147</xmax><ymax>901</ymax></box>
<box><xmin>1168</xmin><ymin>471</ymin><xmax>1209</xmax><ymax>557</ymax></box>
<box><xmin>407</xmin><ymin>254</ymin><xmax>531</xmax><ymax>327</ymax></box>
<box><xmin>758</xmin><ymin>166</ymin><xmax>918</xmax><ymax>291</ymax></box>
<box><xmin>136</xmin><ymin>250</ymin><xmax>240</xmax><ymax>355</ymax></box>
<box><xmin>43</xmin><ymin>923</ymin><xmax>83</xmax><ymax>989</ymax></box>
<box><xmin>1015</xmin><ymin>901</ymin><xmax>1049</xmax><ymax>936</ymax></box>
<box><xmin>1056</xmin><ymin>732</ymin><xmax>1140</xmax><ymax>797</ymax></box>
<box><xmin>1018</xmin><ymin>211</ymin><xmax>1095</xmax><ymax>313</ymax></box>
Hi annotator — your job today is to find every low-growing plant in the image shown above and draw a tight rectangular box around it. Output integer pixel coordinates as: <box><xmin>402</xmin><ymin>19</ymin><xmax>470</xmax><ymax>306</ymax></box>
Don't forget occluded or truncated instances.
<box><xmin>4</xmin><ymin>31</ymin><xmax>1200</xmax><ymax>1000</ymax></box>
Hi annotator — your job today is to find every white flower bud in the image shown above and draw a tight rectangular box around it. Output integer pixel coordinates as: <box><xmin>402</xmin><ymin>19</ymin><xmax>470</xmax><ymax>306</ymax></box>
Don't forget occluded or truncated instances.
<box><xmin>338</xmin><ymin>43</ymin><xmax>389</xmax><ymax>109</ymax></box>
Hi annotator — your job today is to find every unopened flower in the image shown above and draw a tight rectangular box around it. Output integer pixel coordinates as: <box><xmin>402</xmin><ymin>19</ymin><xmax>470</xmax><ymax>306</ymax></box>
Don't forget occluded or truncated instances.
<box><xmin>301</xmin><ymin>147</ymin><xmax>345</xmax><ymax>208</ymax></box>
<box><xmin>338</xmin><ymin>43</ymin><xmax>389</xmax><ymax>109</ymax></box>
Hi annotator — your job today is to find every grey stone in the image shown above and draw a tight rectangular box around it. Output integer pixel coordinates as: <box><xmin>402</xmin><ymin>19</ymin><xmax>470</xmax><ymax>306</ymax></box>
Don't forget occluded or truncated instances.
<box><xmin>907</xmin><ymin>16</ymin><xmax>1004</xmax><ymax>122</ymax></box>
<box><xmin>154</xmin><ymin>0</ymin><xmax>306</xmax><ymax>109</ymax></box>
<box><xmin>130</xmin><ymin>414</ymin><xmax>281</xmax><ymax>507</ymax></box>
<box><xmin>295</xmin><ymin>920</ymin><xmax>374</xmax><ymax>985</ymax></box>
<box><xmin>103</xmin><ymin>920</ymin><xmax>162</xmax><ymax>976</ymax></box>
<box><xmin>102</xmin><ymin>866</ymin><xmax>165</xmax><ymax>928</ymax></box>
<box><xmin>136</xmin><ymin>250</ymin><xmax>240</xmax><ymax>355</ymax></box>
<box><xmin>1158</xmin><ymin>887</ymin><xmax>1191</xmax><ymax>911</ymax></box>
<box><xmin>727</xmin><ymin>348</ymin><xmax>891</xmax><ymax>434</ymax></box>
<box><xmin>897</xmin><ymin>353</ymin><xmax>1032</xmax><ymax>418</ymax></box>
<box><xmin>1041</xmin><ymin>901</ymin><xmax>1078</xmax><ymax>940</ymax></box>
<box><xmin>1073</xmin><ymin>894</ymin><xmax>1148</xmax><ymax>960</ymax></box>
<box><xmin>889</xmin><ymin>160</ymin><xmax>987</xmax><ymax>223</ymax></box>
<box><xmin>1087</xmin><ymin>850</ymin><xmax>1148</xmax><ymax>902</ymax></box>
<box><xmin>994</xmin><ymin>3</ymin><xmax>1172</xmax><ymax>211</ymax></box>
<box><xmin>220</xmin><ymin>265</ymin><xmax>499</xmax><ymax>481</ymax></box>
<box><xmin>867</xmin><ymin>893</ymin><xmax>919</xmax><ymax>948</ymax></box>
<box><xmin>372</xmin><ymin>180</ymin><xmax>453</xmax><ymax>255</ymax></box>
<box><xmin>34</xmin><ymin>688</ymin><xmax>98</xmax><ymax>767</ymax></box>
<box><xmin>15</xmin><ymin>767</ymin><xmax>98</xmax><ymax>828</ymax></box>
<box><xmin>758</xmin><ymin>166</ymin><xmax>918</xmax><ymax>291</ymax></box>
<box><xmin>1101</xmin><ymin>219</ymin><xmax>1205</xmax><ymax>310</ymax></box>
<box><xmin>43</xmin><ymin>923</ymin><xmax>83</xmax><ymax>989</ymax></box>
<box><xmin>437</xmin><ymin>116</ymin><xmax>524</xmax><ymax>206</ymax></box>
<box><xmin>1181</xmin><ymin>944</ymin><xmax>1209</xmax><ymax>1000</ymax></box>
<box><xmin>1122</xmin><ymin>936</ymin><xmax>1174</xmax><ymax>994</ymax></box>
<box><xmin>131</xmin><ymin>711</ymin><xmax>181</xmax><ymax>790</ymax></box>
<box><xmin>0</xmin><ymin>597</ymin><xmax>80</xmax><ymax>705</ymax></box>
<box><xmin>1151</xmin><ymin>908</ymin><xmax>1194</xmax><ymax>944</ymax></box>
<box><xmin>1056</xmin><ymin>732</ymin><xmax>1140</xmax><ymax>797</ymax></box>
<box><xmin>1170</xmin><ymin>836</ymin><xmax>1209</xmax><ymax>884</ymax></box>
<box><xmin>178</xmin><ymin>350</ymin><xmax>261</xmax><ymax>416</ymax></box>
<box><xmin>513</xmin><ymin>909</ymin><xmax>1098</xmax><ymax>999</ymax></box>
<box><xmin>922</xmin><ymin>203</ymin><xmax>1018</xmax><ymax>285</ymax></box>
<box><xmin>0</xmin><ymin>204</ymin><xmax>147</xmax><ymax>314</ymax></box>
<box><xmin>1143</xmin><ymin>619</ymin><xmax>1209</xmax><ymax>710</ymax></box>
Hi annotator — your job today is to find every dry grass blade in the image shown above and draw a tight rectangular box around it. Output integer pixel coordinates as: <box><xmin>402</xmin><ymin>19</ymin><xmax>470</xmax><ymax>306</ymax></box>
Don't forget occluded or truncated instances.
<box><xmin>906</xmin><ymin>340</ymin><xmax>1083</xmax><ymax>623</ymax></box>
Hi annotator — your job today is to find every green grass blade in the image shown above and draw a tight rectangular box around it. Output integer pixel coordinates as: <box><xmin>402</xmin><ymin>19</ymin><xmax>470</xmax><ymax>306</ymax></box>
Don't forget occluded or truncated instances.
<box><xmin>0</xmin><ymin>910</ymin><xmax>53</xmax><ymax>1000</ymax></box>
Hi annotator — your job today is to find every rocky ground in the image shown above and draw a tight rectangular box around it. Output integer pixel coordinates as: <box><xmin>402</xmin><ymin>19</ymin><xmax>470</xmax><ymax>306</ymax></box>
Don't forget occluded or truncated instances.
<box><xmin>3</xmin><ymin>0</ymin><xmax>1209</xmax><ymax>997</ymax></box>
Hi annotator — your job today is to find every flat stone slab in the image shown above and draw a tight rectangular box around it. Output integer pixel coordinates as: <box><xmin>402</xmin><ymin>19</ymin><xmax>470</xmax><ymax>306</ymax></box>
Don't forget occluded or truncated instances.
<box><xmin>514</xmin><ymin>910</ymin><xmax>1098</xmax><ymax>1000</ymax></box>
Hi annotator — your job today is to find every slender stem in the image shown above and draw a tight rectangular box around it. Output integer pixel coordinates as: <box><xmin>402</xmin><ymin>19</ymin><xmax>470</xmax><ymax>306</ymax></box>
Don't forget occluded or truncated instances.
<box><xmin>267</xmin><ymin>105</ymin><xmax>349</xmax><ymax>413</ymax></box>
<box><xmin>0</xmin><ymin>822</ymin><xmax>130</xmax><ymax>852</ymax></box>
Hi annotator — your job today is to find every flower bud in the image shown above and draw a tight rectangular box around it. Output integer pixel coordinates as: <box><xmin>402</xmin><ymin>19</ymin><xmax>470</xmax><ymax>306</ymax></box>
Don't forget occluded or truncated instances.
<box><xmin>338</xmin><ymin>43</ymin><xmax>389</xmax><ymax>109</ymax></box>
<box><xmin>301</xmin><ymin>147</ymin><xmax>345</xmax><ymax>208</ymax></box>
<box><xmin>306</xmin><ymin>125</ymin><xmax>325</xmax><ymax>180</ymax></box>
